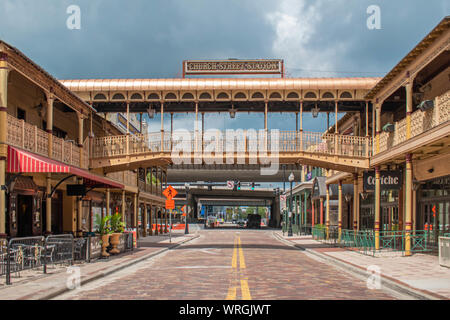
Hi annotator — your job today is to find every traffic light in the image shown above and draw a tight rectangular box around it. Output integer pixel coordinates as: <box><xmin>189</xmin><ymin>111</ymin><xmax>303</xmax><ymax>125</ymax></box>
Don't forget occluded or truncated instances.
<box><xmin>251</xmin><ymin>182</ymin><xmax>255</xmax><ymax>190</ymax></box>
<box><xmin>237</xmin><ymin>181</ymin><xmax>241</xmax><ymax>190</ymax></box>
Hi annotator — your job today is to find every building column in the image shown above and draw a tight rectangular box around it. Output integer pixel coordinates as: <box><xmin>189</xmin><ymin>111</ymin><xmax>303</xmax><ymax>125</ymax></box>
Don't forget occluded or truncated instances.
<box><xmin>299</xmin><ymin>100</ymin><xmax>303</xmax><ymax>151</ymax></box>
<box><xmin>405</xmin><ymin>154</ymin><xmax>413</xmax><ymax>256</ymax></box>
<box><xmin>0</xmin><ymin>53</ymin><xmax>8</xmax><ymax>237</ymax></box>
<box><xmin>106</xmin><ymin>188</ymin><xmax>110</xmax><ymax>217</ymax></box>
<box><xmin>121</xmin><ymin>190</ymin><xmax>126</xmax><ymax>224</ymax></box>
<box><xmin>304</xmin><ymin>192</ymin><xmax>308</xmax><ymax>225</ymax></box>
<box><xmin>77</xmin><ymin>178</ymin><xmax>83</xmax><ymax>236</ymax></box>
<box><xmin>142</xmin><ymin>202</ymin><xmax>147</xmax><ymax>237</ymax></box>
<box><xmin>264</xmin><ymin>100</ymin><xmax>268</xmax><ymax>149</ymax></box>
<box><xmin>375</xmin><ymin>166</ymin><xmax>381</xmax><ymax>250</ymax></box>
<box><xmin>405</xmin><ymin>82</ymin><xmax>413</xmax><ymax>140</ymax></box>
<box><xmin>375</xmin><ymin>104</ymin><xmax>381</xmax><ymax>154</ymax></box>
<box><xmin>334</xmin><ymin>100</ymin><xmax>339</xmax><ymax>154</ymax></box>
<box><xmin>311</xmin><ymin>198</ymin><xmax>315</xmax><ymax>228</ymax></box>
<box><xmin>326</xmin><ymin>184</ymin><xmax>330</xmax><ymax>239</ymax></box>
<box><xmin>133</xmin><ymin>193</ymin><xmax>138</xmax><ymax>234</ymax></box>
<box><xmin>160</xmin><ymin>101</ymin><xmax>164</xmax><ymax>152</ymax></box>
<box><xmin>338</xmin><ymin>180</ymin><xmax>342</xmax><ymax>241</ymax></box>
<box><xmin>45</xmin><ymin>174</ymin><xmax>52</xmax><ymax>235</ymax></box>
<box><xmin>154</xmin><ymin>206</ymin><xmax>159</xmax><ymax>235</ymax></box>
<box><xmin>320</xmin><ymin>198</ymin><xmax>324</xmax><ymax>225</ymax></box>
<box><xmin>77</xmin><ymin>113</ymin><xmax>84</xmax><ymax>168</ymax></box>
<box><xmin>149</xmin><ymin>203</ymin><xmax>153</xmax><ymax>236</ymax></box>
<box><xmin>353</xmin><ymin>173</ymin><xmax>359</xmax><ymax>231</ymax></box>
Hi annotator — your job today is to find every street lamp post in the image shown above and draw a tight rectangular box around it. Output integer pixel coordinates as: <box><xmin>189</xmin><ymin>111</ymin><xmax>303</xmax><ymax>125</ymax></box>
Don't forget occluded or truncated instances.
<box><xmin>185</xmin><ymin>183</ymin><xmax>189</xmax><ymax>234</ymax></box>
<box><xmin>288</xmin><ymin>172</ymin><xmax>294</xmax><ymax>237</ymax></box>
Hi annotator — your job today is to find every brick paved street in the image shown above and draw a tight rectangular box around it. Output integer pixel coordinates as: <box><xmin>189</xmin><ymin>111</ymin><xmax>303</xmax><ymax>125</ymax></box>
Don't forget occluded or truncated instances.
<box><xmin>56</xmin><ymin>230</ymin><xmax>398</xmax><ymax>300</ymax></box>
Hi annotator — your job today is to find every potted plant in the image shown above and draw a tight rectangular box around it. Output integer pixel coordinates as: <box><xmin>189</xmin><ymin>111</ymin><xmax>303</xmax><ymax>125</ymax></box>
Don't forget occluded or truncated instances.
<box><xmin>95</xmin><ymin>214</ymin><xmax>112</xmax><ymax>257</ymax></box>
<box><xmin>109</xmin><ymin>214</ymin><xmax>125</xmax><ymax>254</ymax></box>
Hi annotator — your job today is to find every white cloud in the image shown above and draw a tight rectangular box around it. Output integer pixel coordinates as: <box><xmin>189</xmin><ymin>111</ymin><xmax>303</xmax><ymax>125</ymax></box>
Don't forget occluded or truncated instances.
<box><xmin>265</xmin><ymin>0</ymin><xmax>348</xmax><ymax>77</ymax></box>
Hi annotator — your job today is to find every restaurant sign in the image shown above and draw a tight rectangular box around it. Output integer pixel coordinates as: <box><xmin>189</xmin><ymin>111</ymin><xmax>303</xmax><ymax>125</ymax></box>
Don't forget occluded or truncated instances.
<box><xmin>363</xmin><ymin>171</ymin><xmax>402</xmax><ymax>191</ymax></box>
<box><xmin>183</xmin><ymin>59</ymin><xmax>283</xmax><ymax>76</ymax></box>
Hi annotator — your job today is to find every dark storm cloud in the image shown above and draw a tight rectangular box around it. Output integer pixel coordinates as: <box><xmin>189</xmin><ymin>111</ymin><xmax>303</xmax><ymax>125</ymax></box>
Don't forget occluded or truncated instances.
<box><xmin>0</xmin><ymin>0</ymin><xmax>447</xmax><ymax>132</ymax></box>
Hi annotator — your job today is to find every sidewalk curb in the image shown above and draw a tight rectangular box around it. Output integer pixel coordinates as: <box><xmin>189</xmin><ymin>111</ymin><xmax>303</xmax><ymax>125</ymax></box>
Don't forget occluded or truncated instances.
<box><xmin>41</xmin><ymin>234</ymin><xmax>200</xmax><ymax>300</ymax></box>
<box><xmin>272</xmin><ymin>231</ymin><xmax>447</xmax><ymax>300</ymax></box>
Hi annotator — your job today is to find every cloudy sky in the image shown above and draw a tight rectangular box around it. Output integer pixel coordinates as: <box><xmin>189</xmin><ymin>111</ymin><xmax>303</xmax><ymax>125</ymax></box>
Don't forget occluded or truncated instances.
<box><xmin>0</xmin><ymin>0</ymin><xmax>448</xmax><ymax>134</ymax></box>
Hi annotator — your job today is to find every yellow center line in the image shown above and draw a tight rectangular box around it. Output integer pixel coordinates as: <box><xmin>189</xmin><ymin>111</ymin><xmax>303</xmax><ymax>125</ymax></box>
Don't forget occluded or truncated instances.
<box><xmin>240</xmin><ymin>279</ymin><xmax>252</xmax><ymax>300</ymax></box>
<box><xmin>238</xmin><ymin>236</ymin><xmax>246</xmax><ymax>269</ymax></box>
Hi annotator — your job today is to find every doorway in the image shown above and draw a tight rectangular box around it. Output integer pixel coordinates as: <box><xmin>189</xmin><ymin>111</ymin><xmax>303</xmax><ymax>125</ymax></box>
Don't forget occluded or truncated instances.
<box><xmin>17</xmin><ymin>195</ymin><xmax>33</xmax><ymax>237</ymax></box>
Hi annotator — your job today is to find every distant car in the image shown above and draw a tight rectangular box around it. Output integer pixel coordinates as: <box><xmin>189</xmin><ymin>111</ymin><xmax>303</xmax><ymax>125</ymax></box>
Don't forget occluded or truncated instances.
<box><xmin>246</xmin><ymin>214</ymin><xmax>261</xmax><ymax>229</ymax></box>
<box><xmin>237</xmin><ymin>220</ymin><xmax>245</xmax><ymax>228</ymax></box>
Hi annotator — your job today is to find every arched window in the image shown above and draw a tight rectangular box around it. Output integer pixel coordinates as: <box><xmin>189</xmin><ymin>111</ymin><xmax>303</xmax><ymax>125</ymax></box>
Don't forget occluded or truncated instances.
<box><xmin>304</xmin><ymin>92</ymin><xmax>317</xmax><ymax>99</ymax></box>
<box><xmin>93</xmin><ymin>93</ymin><xmax>107</xmax><ymax>100</ymax></box>
<box><xmin>130</xmin><ymin>93</ymin><xmax>143</xmax><ymax>100</ymax></box>
<box><xmin>322</xmin><ymin>92</ymin><xmax>334</xmax><ymax>99</ymax></box>
<box><xmin>234</xmin><ymin>92</ymin><xmax>247</xmax><ymax>99</ymax></box>
<box><xmin>182</xmin><ymin>92</ymin><xmax>195</xmax><ymax>100</ymax></box>
<box><xmin>269</xmin><ymin>92</ymin><xmax>282</xmax><ymax>99</ymax></box>
<box><xmin>148</xmin><ymin>93</ymin><xmax>160</xmax><ymax>100</ymax></box>
<box><xmin>340</xmin><ymin>91</ymin><xmax>352</xmax><ymax>99</ymax></box>
<box><xmin>199</xmin><ymin>92</ymin><xmax>212</xmax><ymax>99</ymax></box>
<box><xmin>251</xmin><ymin>92</ymin><xmax>264</xmax><ymax>99</ymax></box>
<box><xmin>165</xmin><ymin>92</ymin><xmax>177</xmax><ymax>100</ymax></box>
<box><xmin>286</xmin><ymin>92</ymin><xmax>299</xmax><ymax>99</ymax></box>
<box><xmin>217</xmin><ymin>92</ymin><xmax>229</xmax><ymax>99</ymax></box>
<box><xmin>112</xmin><ymin>93</ymin><xmax>125</xmax><ymax>100</ymax></box>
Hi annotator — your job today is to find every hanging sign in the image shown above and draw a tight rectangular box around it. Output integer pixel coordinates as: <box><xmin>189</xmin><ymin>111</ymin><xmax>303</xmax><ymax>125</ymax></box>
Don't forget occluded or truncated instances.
<box><xmin>363</xmin><ymin>171</ymin><xmax>402</xmax><ymax>191</ymax></box>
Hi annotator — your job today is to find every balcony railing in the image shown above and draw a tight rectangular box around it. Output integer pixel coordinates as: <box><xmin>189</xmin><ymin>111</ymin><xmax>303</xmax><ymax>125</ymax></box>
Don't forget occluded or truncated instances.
<box><xmin>107</xmin><ymin>171</ymin><xmax>137</xmax><ymax>188</ymax></box>
<box><xmin>7</xmin><ymin>114</ymin><xmax>86</xmax><ymax>169</ymax></box>
<box><xmin>379</xmin><ymin>90</ymin><xmax>450</xmax><ymax>153</ymax></box>
<box><xmin>91</xmin><ymin>129</ymin><xmax>373</xmax><ymax>160</ymax></box>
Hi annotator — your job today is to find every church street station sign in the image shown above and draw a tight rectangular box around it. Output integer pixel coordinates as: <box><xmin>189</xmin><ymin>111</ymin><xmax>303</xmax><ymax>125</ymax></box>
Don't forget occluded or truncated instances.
<box><xmin>183</xmin><ymin>59</ymin><xmax>284</xmax><ymax>76</ymax></box>
<box><xmin>363</xmin><ymin>171</ymin><xmax>403</xmax><ymax>191</ymax></box>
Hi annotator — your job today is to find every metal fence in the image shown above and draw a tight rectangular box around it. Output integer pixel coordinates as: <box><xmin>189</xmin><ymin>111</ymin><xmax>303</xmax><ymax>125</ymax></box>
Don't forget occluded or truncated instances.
<box><xmin>311</xmin><ymin>227</ymin><xmax>434</xmax><ymax>256</ymax></box>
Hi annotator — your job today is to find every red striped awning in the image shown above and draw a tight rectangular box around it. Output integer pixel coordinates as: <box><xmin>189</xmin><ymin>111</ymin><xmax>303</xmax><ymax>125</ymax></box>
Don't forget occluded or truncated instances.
<box><xmin>7</xmin><ymin>146</ymin><xmax>123</xmax><ymax>189</ymax></box>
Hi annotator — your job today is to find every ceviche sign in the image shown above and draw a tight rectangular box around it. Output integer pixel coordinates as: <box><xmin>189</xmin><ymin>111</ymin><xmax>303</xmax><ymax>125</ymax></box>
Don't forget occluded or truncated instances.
<box><xmin>183</xmin><ymin>59</ymin><xmax>284</xmax><ymax>76</ymax></box>
<box><xmin>363</xmin><ymin>171</ymin><xmax>402</xmax><ymax>190</ymax></box>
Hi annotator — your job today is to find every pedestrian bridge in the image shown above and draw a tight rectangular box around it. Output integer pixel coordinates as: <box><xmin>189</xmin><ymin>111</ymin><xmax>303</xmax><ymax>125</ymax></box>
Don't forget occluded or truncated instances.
<box><xmin>89</xmin><ymin>130</ymin><xmax>372</xmax><ymax>173</ymax></box>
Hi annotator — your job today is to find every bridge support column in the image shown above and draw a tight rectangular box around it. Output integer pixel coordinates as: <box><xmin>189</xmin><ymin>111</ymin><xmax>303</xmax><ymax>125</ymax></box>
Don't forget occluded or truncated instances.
<box><xmin>375</xmin><ymin>166</ymin><xmax>381</xmax><ymax>250</ymax></box>
<box><xmin>405</xmin><ymin>154</ymin><xmax>413</xmax><ymax>256</ymax></box>
<box><xmin>334</xmin><ymin>101</ymin><xmax>339</xmax><ymax>154</ymax></box>
<box><xmin>338</xmin><ymin>180</ymin><xmax>342</xmax><ymax>242</ymax></box>
<box><xmin>160</xmin><ymin>102</ymin><xmax>164</xmax><ymax>152</ymax></box>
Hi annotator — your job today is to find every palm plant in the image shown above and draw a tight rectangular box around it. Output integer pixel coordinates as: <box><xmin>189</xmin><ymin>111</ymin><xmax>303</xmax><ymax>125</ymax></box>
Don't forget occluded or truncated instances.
<box><xmin>110</xmin><ymin>214</ymin><xmax>125</xmax><ymax>233</ymax></box>
<box><xmin>95</xmin><ymin>214</ymin><xmax>112</xmax><ymax>235</ymax></box>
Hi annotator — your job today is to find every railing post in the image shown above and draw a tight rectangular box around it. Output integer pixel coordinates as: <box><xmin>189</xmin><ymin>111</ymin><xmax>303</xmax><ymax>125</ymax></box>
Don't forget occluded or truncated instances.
<box><xmin>21</xmin><ymin>119</ymin><xmax>25</xmax><ymax>149</ymax></box>
<box><xmin>126</xmin><ymin>135</ymin><xmax>130</xmax><ymax>156</ymax></box>
<box><xmin>34</xmin><ymin>126</ymin><xmax>37</xmax><ymax>153</ymax></box>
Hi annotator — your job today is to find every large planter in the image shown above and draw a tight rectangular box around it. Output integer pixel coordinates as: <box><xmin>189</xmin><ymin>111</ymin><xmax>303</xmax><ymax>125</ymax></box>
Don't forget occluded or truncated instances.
<box><xmin>109</xmin><ymin>233</ymin><xmax>121</xmax><ymax>254</ymax></box>
<box><xmin>101</xmin><ymin>234</ymin><xmax>111</xmax><ymax>257</ymax></box>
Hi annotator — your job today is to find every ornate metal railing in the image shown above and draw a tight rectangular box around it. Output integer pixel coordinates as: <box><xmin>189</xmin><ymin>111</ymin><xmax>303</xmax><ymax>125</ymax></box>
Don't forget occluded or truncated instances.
<box><xmin>107</xmin><ymin>170</ymin><xmax>138</xmax><ymax>187</ymax></box>
<box><xmin>6</xmin><ymin>114</ymin><xmax>86</xmax><ymax>169</ymax></box>
<box><xmin>311</xmin><ymin>228</ymin><xmax>434</xmax><ymax>256</ymax></box>
<box><xmin>378</xmin><ymin>91</ymin><xmax>450</xmax><ymax>153</ymax></box>
<box><xmin>91</xmin><ymin>129</ymin><xmax>373</xmax><ymax>160</ymax></box>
